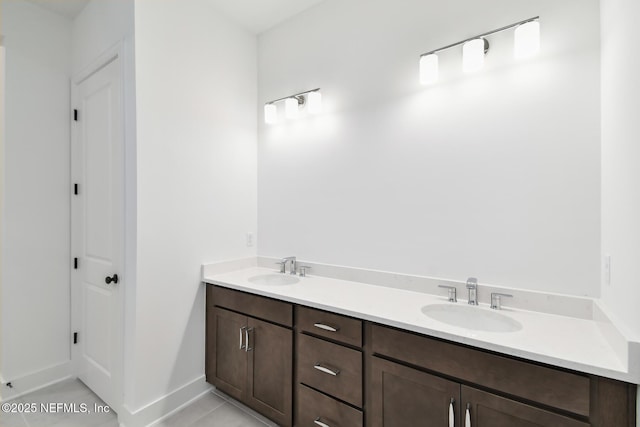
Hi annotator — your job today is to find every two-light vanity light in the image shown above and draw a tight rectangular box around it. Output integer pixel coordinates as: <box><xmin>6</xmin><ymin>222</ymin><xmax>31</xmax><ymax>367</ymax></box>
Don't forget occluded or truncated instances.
<box><xmin>420</xmin><ymin>17</ymin><xmax>540</xmax><ymax>85</ymax></box>
<box><xmin>264</xmin><ymin>88</ymin><xmax>322</xmax><ymax>124</ymax></box>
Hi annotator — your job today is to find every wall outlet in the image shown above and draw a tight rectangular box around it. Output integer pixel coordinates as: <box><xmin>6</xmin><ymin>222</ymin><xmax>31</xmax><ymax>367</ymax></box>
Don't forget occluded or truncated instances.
<box><xmin>246</xmin><ymin>232</ymin><xmax>254</xmax><ymax>247</ymax></box>
<box><xmin>604</xmin><ymin>255</ymin><xmax>611</xmax><ymax>286</ymax></box>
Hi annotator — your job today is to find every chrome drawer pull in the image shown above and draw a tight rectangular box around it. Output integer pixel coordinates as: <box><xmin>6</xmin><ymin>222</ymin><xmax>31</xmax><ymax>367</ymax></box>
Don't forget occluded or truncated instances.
<box><xmin>245</xmin><ymin>327</ymin><xmax>253</xmax><ymax>352</ymax></box>
<box><xmin>239</xmin><ymin>326</ymin><xmax>247</xmax><ymax>350</ymax></box>
<box><xmin>465</xmin><ymin>403</ymin><xmax>471</xmax><ymax>427</ymax></box>
<box><xmin>313</xmin><ymin>363</ymin><xmax>340</xmax><ymax>376</ymax></box>
<box><xmin>313</xmin><ymin>417</ymin><xmax>331</xmax><ymax>427</ymax></box>
<box><xmin>448</xmin><ymin>398</ymin><xmax>455</xmax><ymax>427</ymax></box>
<box><xmin>313</xmin><ymin>323</ymin><xmax>340</xmax><ymax>332</ymax></box>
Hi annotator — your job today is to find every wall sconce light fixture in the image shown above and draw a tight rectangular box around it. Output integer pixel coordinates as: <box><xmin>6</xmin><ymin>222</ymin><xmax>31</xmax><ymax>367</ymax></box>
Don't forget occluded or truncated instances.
<box><xmin>419</xmin><ymin>16</ymin><xmax>539</xmax><ymax>84</ymax></box>
<box><xmin>264</xmin><ymin>88</ymin><xmax>322</xmax><ymax>124</ymax></box>
<box><xmin>419</xmin><ymin>54</ymin><xmax>439</xmax><ymax>85</ymax></box>
<box><xmin>462</xmin><ymin>38</ymin><xmax>489</xmax><ymax>73</ymax></box>
<box><xmin>264</xmin><ymin>103</ymin><xmax>278</xmax><ymax>124</ymax></box>
<box><xmin>514</xmin><ymin>20</ymin><xmax>540</xmax><ymax>59</ymax></box>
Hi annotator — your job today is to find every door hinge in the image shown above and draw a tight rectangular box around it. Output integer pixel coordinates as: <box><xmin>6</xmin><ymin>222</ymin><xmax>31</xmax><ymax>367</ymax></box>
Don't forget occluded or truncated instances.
<box><xmin>73</xmin><ymin>332</ymin><xmax>78</xmax><ymax>344</ymax></box>
<box><xmin>74</xmin><ymin>183</ymin><xmax>79</xmax><ymax>195</ymax></box>
<box><xmin>73</xmin><ymin>258</ymin><xmax>78</xmax><ymax>269</ymax></box>
<box><xmin>73</xmin><ymin>109</ymin><xmax>78</xmax><ymax>121</ymax></box>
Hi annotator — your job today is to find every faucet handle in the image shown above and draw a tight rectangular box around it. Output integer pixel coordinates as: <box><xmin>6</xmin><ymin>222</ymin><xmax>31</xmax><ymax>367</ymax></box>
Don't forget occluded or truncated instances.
<box><xmin>490</xmin><ymin>293</ymin><xmax>513</xmax><ymax>310</ymax></box>
<box><xmin>275</xmin><ymin>261</ymin><xmax>286</xmax><ymax>274</ymax></box>
<box><xmin>438</xmin><ymin>285</ymin><xmax>457</xmax><ymax>303</ymax></box>
<box><xmin>299</xmin><ymin>266</ymin><xmax>312</xmax><ymax>277</ymax></box>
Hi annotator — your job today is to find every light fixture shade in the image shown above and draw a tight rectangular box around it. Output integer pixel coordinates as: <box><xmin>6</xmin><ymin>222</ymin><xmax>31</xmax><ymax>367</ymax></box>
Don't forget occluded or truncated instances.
<box><xmin>264</xmin><ymin>103</ymin><xmax>277</xmax><ymax>124</ymax></box>
<box><xmin>419</xmin><ymin>54</ymin><xmax>439</xmax><ymax>85</ymax></box>
<box><xmin>463</xmin><ymin>38</ymin><xmax>486</xmax><ymax>73</ymax></box>
<box><xmin>514</xmin><ymin>21</ymin><xmax>540</xmax><ymax>59</ymax></box>
<box><xmin>285</xmin><ymin>97</ymin><xmax>299</xmax><ymax>119</ymax></box>
<box><xmin>307</xmin><ymin>91</ymin><xmax>322</xmax><ymax>114</ymax></box>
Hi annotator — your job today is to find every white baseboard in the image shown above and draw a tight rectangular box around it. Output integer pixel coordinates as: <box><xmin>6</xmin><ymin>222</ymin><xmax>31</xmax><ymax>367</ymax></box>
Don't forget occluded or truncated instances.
<box><xmin>118</xmin><ymin>375</ymin><xmax>212</xmax><ymax>427</ymax></box>
<box><xmin>0</xmin><ymin>361</ymin><xmax>73</xmax><ymax>402</ymax></box>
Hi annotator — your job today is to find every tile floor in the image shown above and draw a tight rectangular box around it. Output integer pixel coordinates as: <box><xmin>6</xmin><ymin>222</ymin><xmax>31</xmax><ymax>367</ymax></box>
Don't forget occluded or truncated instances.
<box><xmin>0</xmin><ymin>379</ymin><xmax>277</xmax><ymax>427</ymax></box>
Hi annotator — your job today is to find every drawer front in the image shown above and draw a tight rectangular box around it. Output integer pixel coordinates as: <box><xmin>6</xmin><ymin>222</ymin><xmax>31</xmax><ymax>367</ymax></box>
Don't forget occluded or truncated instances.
<box><xmin>297</xmin><ymin>334</ymin><xmax>363</xmax><ymax>407</ymax></box>
<box><xmin>297</xmin><ymin>384</ymin><xmax>363</xmax><ymax>427</ymax></box>
<box><xmin>297</xmin><ymin>306</ymin><xmax>362</xmax><ymax>348</ymax></box>
<box><xmin>371</xmin><ymin>324</ymin><xmax>590</xmax><ymax>416</ymax></box>
<box><xmin>210</xmin><ymin>285</ymin><xmax>292</xmax><ymax>327</ymax></box>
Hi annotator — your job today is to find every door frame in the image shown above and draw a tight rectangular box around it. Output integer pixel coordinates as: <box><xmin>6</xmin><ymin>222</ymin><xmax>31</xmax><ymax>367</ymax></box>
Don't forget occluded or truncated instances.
<box><xmin>70</xmin><ymin>41</ymin><xmax>126</xmax><ymax>417</ymax></box>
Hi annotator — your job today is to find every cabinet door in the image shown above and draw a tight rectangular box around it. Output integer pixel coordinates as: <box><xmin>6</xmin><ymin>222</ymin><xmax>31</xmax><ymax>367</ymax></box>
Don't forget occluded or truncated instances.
<box><xmin>370</xmin><ymin>356</ymin><xmax>461</xmax><ymax>427</ymax></box>
<box><xmin>210</xmin><ymin>307</ymin><xmax>247</xmax><ymax>401</ymax></box>
<box><xmin>246</xmin><ymin>317</ymin><xmax>293</xmax><ymax>427</ymax></box>
<box><xmin>461</xmin><ymin>386</ymin><xmax>590</xmax><ymax>427</ymax></box>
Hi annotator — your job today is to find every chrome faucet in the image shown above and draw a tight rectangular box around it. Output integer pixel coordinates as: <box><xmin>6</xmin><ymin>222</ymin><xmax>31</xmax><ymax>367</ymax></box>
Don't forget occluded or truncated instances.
<box><xmin>466</xmin><ymin>277</ymin><xmax>478</xmax><ymax>305</ymax></box>
<box><xmin>279</xmin><ymin>256</ymin><xmax>297</xmax><ymax>275</ymax></box>
<box><xmin>490</xmin><ymin>292</ymin><xmax>513</xmax><ymax>310</ymax></box>
<box><xmin>438</xmin><ymin>285</ymin><xmax>457</xmax><ymax>303</ymax></box>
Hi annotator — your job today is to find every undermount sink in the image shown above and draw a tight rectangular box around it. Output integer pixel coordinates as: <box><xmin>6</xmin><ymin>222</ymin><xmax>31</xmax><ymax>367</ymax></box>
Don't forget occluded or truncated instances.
<box><xmin>248</xmin><ymin>273</ymin><xmax>299</xmax><ymax>286</ymax></box>
<box><xmin>421</xmin><ymin>304</ymin><xmax>522</xmax><ymax>333</ymax></box>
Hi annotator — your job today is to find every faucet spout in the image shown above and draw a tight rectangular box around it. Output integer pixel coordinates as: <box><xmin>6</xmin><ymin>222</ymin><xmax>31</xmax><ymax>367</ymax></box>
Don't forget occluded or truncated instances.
<box><xmin>466</xmin><ymin>277</ymin><xmax>478</xmax><ymax>305</ymax></box>
<box><xmin>280</xmin><ymin>256</ymin><xmax>297</xmax><ymax>275</ymax></box>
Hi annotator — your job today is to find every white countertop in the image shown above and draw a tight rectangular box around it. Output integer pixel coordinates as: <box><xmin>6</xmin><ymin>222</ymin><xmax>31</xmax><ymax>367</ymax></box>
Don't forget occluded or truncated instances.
<box><xmin>203</xmin><ymin>266</ymin><xmax>639</xmax><ymax>383</ymax></box>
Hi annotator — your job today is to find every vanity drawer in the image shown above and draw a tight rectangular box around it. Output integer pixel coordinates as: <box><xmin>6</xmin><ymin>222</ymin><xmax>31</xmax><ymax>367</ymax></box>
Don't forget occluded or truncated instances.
<box><xmin>371</xmin><ymin>324</ymin><xmax>590</xmax><ymax>416</ymax></box>
<box><xmin>296</xmin><ymin>306</ymin><xmax>362</xmax><ymax>347</ymax></box>
<box><xmin>297</xmin><ymin>384</ymin><xmax>362</xmax><ymax>427</ymax></box>
<box><xmin>297</xmin><ymin>334</ymin><xmax>362</xmax><ymax>407</ymax></box>
<box><xmin>210</xmin><ymin>285</ymin><xmax>292</xmax><ymax>327</ymax></box>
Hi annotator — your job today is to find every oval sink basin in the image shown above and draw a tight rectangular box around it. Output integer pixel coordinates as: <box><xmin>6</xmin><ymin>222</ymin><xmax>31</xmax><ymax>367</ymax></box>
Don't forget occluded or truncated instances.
<box><xmin>421</xmin><ymin>304</ymin><xmax>522</xmax><ymax>333</ymax></box>
<box><xmin>248</xmin><ymin>274</ymin><xmax>299</xmax><ymax>286</ymax></box>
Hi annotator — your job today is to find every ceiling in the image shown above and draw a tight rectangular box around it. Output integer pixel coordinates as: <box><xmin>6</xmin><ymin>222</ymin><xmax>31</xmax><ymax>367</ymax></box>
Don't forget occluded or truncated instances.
<box><xmin>24</xmin><ymin>0</ymin><xmax>89</xmax><ymax>19</ymax></box>
<box><xmin>208</xmin><ymin>0</ymin><xmax>325</xmax><ymax>34</ymax></box>
<box><xmin>22</xmin><ymin>0</ymin><xmax>325</xmax><ymax>33</ymax></box>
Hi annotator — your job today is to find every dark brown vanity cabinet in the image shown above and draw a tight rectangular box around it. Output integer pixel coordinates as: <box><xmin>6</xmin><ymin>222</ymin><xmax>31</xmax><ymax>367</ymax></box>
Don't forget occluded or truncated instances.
<box><xmin>206</xmin><ymin>286</ymin><xmax>293</xmax><ymax>426</ymax></box>
<box><xmin>206</xmin><ymin>285</ymin><xmax>637</xmax><ymax>427</ymax></box>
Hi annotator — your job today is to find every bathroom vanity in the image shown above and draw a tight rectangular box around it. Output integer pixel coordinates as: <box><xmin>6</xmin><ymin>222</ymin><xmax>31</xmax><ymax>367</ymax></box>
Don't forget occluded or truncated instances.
<box><xmin>204</xmin><ymin>266</ymin><xmax>637</xmax><ymax>427</ymax></box>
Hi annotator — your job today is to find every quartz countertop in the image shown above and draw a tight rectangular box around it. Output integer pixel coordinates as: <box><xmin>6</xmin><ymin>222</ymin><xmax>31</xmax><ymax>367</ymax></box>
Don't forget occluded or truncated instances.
<box><xmin>203</xmin><ymin>266</ymin><xmax>639</xmax><ymax>383</ymax></box>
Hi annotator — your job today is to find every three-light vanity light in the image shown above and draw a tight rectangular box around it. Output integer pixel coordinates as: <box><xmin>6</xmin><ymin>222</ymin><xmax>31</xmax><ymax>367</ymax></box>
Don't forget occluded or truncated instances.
<box><xmin>420</xmin><ymin>17</ymin><xmax>540</xmax><ymax>85</ymax></box>
<box><xmin>264</xmin><ymin>88</ymin><xmax>322</xmax><ymax>124</ymax></box>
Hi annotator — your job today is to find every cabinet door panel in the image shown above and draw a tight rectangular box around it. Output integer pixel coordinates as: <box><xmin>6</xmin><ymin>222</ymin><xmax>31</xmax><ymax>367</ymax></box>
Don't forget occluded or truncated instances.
<box><xmin>211</xmin><ymin>307</ymin><xmax>247</xmax><ymax>401</ymax></box>
<box><xmin>247</xmin><ymin>317</ymin><xmax>293</xmax><ymax>426</ymax></box>
<box><xmin>370</xmin><ymin>356</ymin><xmax>460</xmax><ymax>427</ymax></box>
<box><xmin>461</xmin><ymin>386</ymin><xmax>590</xmax><ymax>427</ymax></box>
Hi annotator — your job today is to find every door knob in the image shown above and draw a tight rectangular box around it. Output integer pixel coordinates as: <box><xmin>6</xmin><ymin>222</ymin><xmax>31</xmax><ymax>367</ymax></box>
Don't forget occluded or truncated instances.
<box><xmin>105</xmin><ymin>274</ymin><xmax>119</xmax><ymax>285</ymax></box>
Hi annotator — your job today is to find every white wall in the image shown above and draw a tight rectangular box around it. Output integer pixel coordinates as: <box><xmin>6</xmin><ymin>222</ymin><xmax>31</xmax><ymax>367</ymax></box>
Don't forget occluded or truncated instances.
<box><xmin>0</xmin><ymin>0</ymin><xmax>72</xmax><ymax>393</ymax></box>
<box><xmin>600</xmin><ymin>0</ymin><xmax>640</xmax><ymax>338</ymax></box>
<box><xmin>133</xmin><ymin>0</ymin><xmax>257</xmax><ymax>412</ymax></box>
<box><xmin>71</xmin><ymin>0</ymin><xmax>134</xmax><ymax>75</ymax></box>
<box><xmin>258</xmin><ymin>0</ymin><xmax>601</xmax><ymax>296</ymax></box>
<box><xmin>600</xmin><ymin>0</ymin><xmax>640</xmax><ymax>418</ymax></box>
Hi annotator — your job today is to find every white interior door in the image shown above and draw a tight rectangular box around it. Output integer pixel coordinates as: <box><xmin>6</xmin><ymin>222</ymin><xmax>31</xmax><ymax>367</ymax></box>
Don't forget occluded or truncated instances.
<box><xmin>71</xmin><ymin>55</ymin><xmax>123</xmax><ymax>410</ymax></box>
